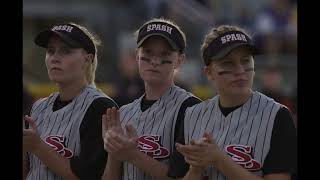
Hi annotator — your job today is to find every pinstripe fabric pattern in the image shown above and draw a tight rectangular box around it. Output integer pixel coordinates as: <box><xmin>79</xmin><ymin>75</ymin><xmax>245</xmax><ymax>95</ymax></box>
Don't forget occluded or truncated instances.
<box><xmin>119</xmin><ymin>85</ymin><xmax>195</xmax><ymax>180</ymax></box>
<box><xmin>184</xmin><ymin>91</ymin><xmax>281</xmax><ymax>180</ymax></box>
<box><xmin>26</xmin><ymin>85</ymin><xmax>111</xmax><ymax>180</ymax></box>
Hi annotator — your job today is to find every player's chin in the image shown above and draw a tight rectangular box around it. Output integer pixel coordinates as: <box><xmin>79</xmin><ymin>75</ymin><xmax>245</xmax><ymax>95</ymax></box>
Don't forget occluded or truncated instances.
<box><xmin>48</xmin><ymin>75</ymin><xmax>66</xmax><ymax>84</ymax></box>
<box><xmin>230</xmin><ymin>87</ymin><xmax>251</xmax><ymax>96</ymax></box>
<box><xmin>141</xmin><ymin>74</ymin><xmax>162</xmax><ymax>83</ymax></box>
<box><xmin>149</xmin><ymin>79</ymin><xmax>171</xmax><ymax>88</ymax></box>
<box><xmin>144</xmin><ymin>78</ymin><xmax>163</xmax><ymax>85</ymax></box>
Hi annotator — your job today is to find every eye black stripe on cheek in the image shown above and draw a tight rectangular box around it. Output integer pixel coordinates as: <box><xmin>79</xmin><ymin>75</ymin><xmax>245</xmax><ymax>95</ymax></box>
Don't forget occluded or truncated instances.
<box><xmin>140</xmin><ymin>56</ymin><xmax>151</xmax><ymax>62</ymax></box>
<box><xmin>160</xmin><ymin>59</ymin><xmax>173</xmax><ymax>64</ymax></box>
<box><xmin>217</xmin><ymin>67</ymin><xmax>254</xmax><ymax>75</ymax></box>
<box><xmin>245</xmin><ymin>67</ymin><xmax>254</xmax><ymax>72</ymax></box>
<box><xmin>217</xmin><ymin>71</ymin><xmax>233</xmax><ymax>75</ymax></box>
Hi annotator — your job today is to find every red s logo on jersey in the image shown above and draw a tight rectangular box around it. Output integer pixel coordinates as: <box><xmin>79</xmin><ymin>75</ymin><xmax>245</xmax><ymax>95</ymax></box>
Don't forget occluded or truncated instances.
<box><xmin>138</xmin><ymin>135</ymin><xmax>170</xmax><ymax>159</ymax></box>
<box><xmin>225</xmin><ymin>144</ymin><xmax>262</xmax><ymax>171</ymax></box>
<box><xmin>45</xmin><ymin>135</ymin><xmax>73</xmax><ymax>158</ymax></box>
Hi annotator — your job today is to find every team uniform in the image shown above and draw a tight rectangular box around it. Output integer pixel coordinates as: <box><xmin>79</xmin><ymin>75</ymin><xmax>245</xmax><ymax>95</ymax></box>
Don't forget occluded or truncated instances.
<box><xmin>168</xmin><ymin>91</ymin><xmax>297</xmax><ymax>179</ymax></box>
<box><xmin>119</xmin><ymin>85</ymin><xmax>201</xmax><ymax>180</ymax></box>
<box><xmin>26</xmin><ymin>85</ymin><xmax>118</xmax><ymax>180</ymax></box>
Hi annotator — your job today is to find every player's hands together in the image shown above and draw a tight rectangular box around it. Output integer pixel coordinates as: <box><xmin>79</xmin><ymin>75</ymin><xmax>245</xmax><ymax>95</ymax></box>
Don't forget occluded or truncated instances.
<box><xmin>23</xmin><ymin>115</ymin><xmax>42</xmax><ymax>153</ymax></box>
<box><xmin>176</xmin><ymin>132</ymin><xmax>225</xmax><ymax>169</ymax></box>
<box><xmin>102</xmin><ymin>107</ymin><xmax>123</xmax><ymax>137</ymax></box>
<box><xmin>102</xmin><ymin>107</ymin><xmax>139</xmax><ymax>161</ymax></box>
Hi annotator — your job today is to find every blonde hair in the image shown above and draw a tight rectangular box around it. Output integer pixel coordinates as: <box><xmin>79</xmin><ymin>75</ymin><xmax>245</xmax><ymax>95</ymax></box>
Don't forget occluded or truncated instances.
<box><xmin>134</xmin><ymin>18</ymin><xmax>187</xmax><ymax>50</ymax></box>
<box><xmin>201</xmin><ymin>25</ymin><xmax>252</xmax><ymax>62</ymax></box>
<box><xmin>69</xmin><ymin>22</ymin><xmax>101</xmax><ymax>85</ymax></box>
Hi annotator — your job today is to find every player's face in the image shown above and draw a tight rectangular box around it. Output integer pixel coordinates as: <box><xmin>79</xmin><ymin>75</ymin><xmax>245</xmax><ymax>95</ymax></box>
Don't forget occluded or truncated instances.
<box><xmin>136</xmin><ymin>36</ymin><xmax>183</xmax><ymax>86</ymax></box>
<box><xmin>45</xmin><ymin>36</ymin><xmax>88</xmax><ymax>86</ymax></box>
<box><xmin>204</xmin><ymin>46</ymin><xmax>255</xmax><ymax>98</ymax></box>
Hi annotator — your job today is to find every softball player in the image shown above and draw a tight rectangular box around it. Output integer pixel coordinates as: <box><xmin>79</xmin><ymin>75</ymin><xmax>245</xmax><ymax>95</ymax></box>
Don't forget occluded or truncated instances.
<box><xmin>101</xmin><ymin>18</ymin><xmax>201</xmax><ymax>180</ymax></box>
<box><xmin>169</xmin><ymin>25</ymin><xmax>297</xmax><ymax>180</ymax></box>
<box><xmin>23</xmin><ymin>23</ymin><xmax>118</xmax><ymax>180</ymax></box>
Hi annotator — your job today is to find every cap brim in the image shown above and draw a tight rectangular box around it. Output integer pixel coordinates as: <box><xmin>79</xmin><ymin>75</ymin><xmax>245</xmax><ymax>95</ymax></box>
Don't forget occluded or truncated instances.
<box><xmin>34</xmin><ymin>30</ymin><xmax>80</xmax><ymax>48</ymax></box>
<box><xmin>137</xmin><ymin>33</ymin><xmax>179</xmax><ymax>51</ymax></box>
<box><xmin>211</xmin><ymin>43</ymin><xmax>261</xmax><ymax>60</ymax></box>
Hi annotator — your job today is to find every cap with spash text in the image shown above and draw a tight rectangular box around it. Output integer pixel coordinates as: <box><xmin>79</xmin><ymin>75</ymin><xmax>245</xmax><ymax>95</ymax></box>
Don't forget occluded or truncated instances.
<box><xmin>137</xmin><ymin>21</ymin><xmax>185</xmax><ymax>53</ymax></box>
<box><xmin>202</xmin><ymin>30</ymin><xmax>260</xmax><ymax>65</ymax></box>
<box><xmin>34</xmin><ymin>23</ymin><xmax>96</xmax><ymax>55</ymax></box>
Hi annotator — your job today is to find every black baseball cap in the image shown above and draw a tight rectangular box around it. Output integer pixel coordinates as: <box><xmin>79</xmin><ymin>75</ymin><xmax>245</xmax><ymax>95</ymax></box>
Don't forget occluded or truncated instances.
<box><xmin>137</xmin><ymin>21</ymin><xmax>185</xmax><ymax>53</ymax></box>
<box><xmin>202</xmin><ymin>30</ymin><xmax>260</xmax><ymax>65</ymax></box>
<box><xmin>34</xmin><ymin>23</ymin><xmax>96</xmax><ymax>55</ymax></box>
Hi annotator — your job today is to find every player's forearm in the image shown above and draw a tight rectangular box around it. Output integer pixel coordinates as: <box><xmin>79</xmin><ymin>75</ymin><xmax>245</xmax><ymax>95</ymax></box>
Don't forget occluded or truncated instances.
<box><xmin>181</xmin><ymin>166</ymin><xmax>203</xmax><ymax>180</ymax></box>
<box><xmin>32</xmin><ymin>140</ymin><xmax>79</xmax><ymax>180</ymax></box>
<box><xmin>129</xmin><ymin>150</ymin><xmax>174</xmax><ymax>179</ymax></box>
<box><xmin>102</xmin><ymin>155</ymin><xmax>122</xmax><ymax>180</ymax></box>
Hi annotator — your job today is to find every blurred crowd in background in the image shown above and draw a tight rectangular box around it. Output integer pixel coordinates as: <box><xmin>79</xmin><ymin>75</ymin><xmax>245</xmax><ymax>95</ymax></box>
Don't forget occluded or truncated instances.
<box><xmin>23</xmin><ymin>0</ymin><xmax>297</xmax><ymax>126</ymax></box>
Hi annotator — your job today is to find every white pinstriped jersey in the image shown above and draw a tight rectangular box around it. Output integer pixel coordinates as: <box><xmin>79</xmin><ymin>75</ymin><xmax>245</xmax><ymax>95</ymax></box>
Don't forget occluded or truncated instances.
<box><xmin>119</xmin><ymin>85</ymin><xmax>195</xmax><ymax>180</ymax></box>
<box><xmin>26</xmin><ymin>85</ymin><xmax>110</xmax><ymax>180</ymax></box>
<box><xmin>184</xmin><ymin>91</ymin><xmax>282</xmax><ymax>180</ymax></box>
